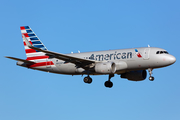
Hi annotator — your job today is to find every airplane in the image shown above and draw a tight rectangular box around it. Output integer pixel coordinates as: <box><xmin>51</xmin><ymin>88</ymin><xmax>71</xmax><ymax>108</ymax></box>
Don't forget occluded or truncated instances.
<box><xmin>5</xmin><ymin>26</ymin><xmax>176</xmax><ymax>88</ymax></box>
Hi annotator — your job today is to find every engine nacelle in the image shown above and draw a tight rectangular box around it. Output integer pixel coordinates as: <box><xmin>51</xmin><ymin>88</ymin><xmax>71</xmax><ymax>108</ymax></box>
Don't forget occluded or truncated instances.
<box><xmin>95</xmin><ymin>62</ymin><xmax>116</xmax><ymax>74</ymax></box>
<box><xmin>121</xmin><ymin>70</ymin><xmax>147</xmax><ymax>81</ymax></box>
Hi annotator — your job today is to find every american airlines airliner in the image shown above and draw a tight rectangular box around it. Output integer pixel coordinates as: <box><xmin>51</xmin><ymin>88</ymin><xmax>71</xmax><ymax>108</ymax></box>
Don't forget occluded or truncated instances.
<box><xmin>5</xmin><ymin>26</ymin><xmax>176</xmax><ymax>88</ymax></box>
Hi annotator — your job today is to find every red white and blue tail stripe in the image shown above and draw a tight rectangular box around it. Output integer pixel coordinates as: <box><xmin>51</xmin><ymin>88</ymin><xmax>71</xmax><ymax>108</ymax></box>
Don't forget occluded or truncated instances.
<box><xmin>20</xmin><ymin>26</ymin><xmax>53</xmax><ymax>67</ymax></box>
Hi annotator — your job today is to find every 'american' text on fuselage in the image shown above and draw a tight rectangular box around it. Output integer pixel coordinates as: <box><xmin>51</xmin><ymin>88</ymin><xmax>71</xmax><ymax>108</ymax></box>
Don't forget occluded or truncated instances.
<box><xmin>89</xmin><ymin>52</ymin><xmax>133</xmax><ymax>61</ymax></box>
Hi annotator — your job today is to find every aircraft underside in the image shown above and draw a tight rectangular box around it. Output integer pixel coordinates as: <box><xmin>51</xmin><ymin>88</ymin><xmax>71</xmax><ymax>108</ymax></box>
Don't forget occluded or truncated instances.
<box><xmin>17</xmin><ymin>61</ymin><xmax>156</xmax><ymax>88</ymax></box>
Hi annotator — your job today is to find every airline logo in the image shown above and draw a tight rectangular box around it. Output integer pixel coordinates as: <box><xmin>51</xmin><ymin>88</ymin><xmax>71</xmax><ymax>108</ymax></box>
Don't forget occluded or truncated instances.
<box><xmin>20</xmin><ymin>26</ymin><xmax>54</xmax><ymax>68</ymax></box>
<box><xmin>89</xmin><ymin>52</ymin><xmax>132</xmax><ymax>61</ymax></box>
<box><xmin>20</xmin><ymin>26</ymin><xmax>48</xmax><ymax>60</ymax></box>
<box><xmin>135</xmin><ymin>49</ymin><xmax>142</xmax><ymax>58</ymax></box>
<box><xmin>20</xmin><ymin>26</ymin><xmax>47</xmax><ymax>52</ymax></box>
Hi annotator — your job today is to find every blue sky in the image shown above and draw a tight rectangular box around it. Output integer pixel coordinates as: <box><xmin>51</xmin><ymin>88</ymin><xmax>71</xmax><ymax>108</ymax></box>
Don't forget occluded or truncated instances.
<box><xmin>1</xmin><ymin>0</ymin><xmax>179</xmax><ymax>120</ymax></box>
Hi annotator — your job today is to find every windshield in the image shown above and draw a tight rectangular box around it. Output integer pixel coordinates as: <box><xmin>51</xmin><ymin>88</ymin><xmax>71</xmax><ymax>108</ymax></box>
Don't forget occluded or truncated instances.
<box><xmin>156</xmin><ymin>51</ymin><xmax>169</xmax><ymax>54</ymax></box>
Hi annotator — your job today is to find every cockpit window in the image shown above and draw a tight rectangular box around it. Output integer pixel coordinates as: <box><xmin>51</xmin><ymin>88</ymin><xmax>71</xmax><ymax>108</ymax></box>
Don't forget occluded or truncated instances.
<box><xmin>156</xmin><ymin>51</ymin><xmax>169</xmax><ymax>54</ymax></box>
<box><xmin>164</xmin><ymin>51</ymin><xmax>169</xmax><ymax>54</ymax></box>
<box><xmin>160</xmin><ymin>51</ymin><xmax>164</xmax><ymax>54</ymax></box>
<box><xmin>156</xmin><ymin>51</ymin><xmax>160</xmax><ymax>54</ymax></box>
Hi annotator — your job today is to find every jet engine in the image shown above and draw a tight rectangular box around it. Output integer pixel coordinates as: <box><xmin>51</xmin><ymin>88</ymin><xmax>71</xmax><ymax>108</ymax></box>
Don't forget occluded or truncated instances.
<box><xmin>95</xmin><ymin>62</ymin><xmax>116</xmax><ymax>74</ymax></box>
<box><xmin>121</xmin><ymin>70</ymin><xmax>147</xmax><ymax>81</ymax></box>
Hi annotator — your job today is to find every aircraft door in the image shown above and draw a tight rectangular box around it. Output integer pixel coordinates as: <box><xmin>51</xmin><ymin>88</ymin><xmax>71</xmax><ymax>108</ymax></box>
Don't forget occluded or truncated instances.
<box><xmin>143</xmin><ymin>48</ymin><xmax>150</xmax><ymax>60</ymax></box>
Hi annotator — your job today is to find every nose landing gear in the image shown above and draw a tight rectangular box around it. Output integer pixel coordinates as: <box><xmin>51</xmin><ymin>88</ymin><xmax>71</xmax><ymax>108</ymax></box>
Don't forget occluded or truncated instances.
<box><xmin>104</xmin><ymin>74</ymin><xmax>114</xmax><ymax>88</ymax></box>
<box><xmin>148</xmin><ymin>68</ymin><xmax>154</xmax><ymax>81</ymax></box>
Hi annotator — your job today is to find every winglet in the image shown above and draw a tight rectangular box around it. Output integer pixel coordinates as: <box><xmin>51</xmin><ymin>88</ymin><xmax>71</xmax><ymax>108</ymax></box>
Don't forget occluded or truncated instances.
<box><xmin>22</xmin><ymin>34</ymin><xmax>32</xmax><ymax>47</ymax></box>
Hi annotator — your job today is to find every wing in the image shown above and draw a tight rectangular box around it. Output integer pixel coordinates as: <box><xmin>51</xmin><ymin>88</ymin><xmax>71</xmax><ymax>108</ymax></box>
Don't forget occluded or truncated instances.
<box><xmin>23</xmin><ymin>35</ymin><xmax>96</xmax><ymax>69</ymax></box>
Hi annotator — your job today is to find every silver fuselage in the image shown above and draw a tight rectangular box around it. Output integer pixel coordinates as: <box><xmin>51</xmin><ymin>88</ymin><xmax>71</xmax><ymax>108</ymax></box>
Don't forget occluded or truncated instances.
<box><xmin>20</xmin><ymin>47</ymin><xmax>175</xmax><ymax>75</ymax></box>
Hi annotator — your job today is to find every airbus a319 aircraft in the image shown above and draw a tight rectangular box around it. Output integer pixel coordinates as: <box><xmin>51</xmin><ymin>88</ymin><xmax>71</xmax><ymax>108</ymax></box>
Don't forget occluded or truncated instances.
<box><xmin>6</xmin><ymin>26</ymin><xmax>176</xmax><ymax>88</ymax></box>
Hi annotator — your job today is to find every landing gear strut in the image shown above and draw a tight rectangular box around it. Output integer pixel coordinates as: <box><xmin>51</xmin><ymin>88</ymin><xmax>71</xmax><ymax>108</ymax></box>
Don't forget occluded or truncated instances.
<box><xmin>104</xmin><ymin>74</ymin><xmax>114</xmax><ymax>88</ymax></box>
<box><xmin>83</xmin><ymin>76</ymin><xmax>92</xmax><ymax>84</ymax></box>
<box><xmin>148</xmin><ymin>68</ymin><xmax>154</xmax><ymax>81</ymax></box>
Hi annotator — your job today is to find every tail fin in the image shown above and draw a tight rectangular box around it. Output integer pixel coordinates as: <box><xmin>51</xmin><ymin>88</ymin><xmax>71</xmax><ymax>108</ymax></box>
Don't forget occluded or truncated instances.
<box><xmin>20</xmin><ymin>26</ymin><xmax>49</xmax><ymax>61</ymax></box>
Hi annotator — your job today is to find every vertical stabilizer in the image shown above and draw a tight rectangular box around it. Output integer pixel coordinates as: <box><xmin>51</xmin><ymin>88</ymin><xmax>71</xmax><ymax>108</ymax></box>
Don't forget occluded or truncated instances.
<box><xmin>20</xmin><ymin>26</ymin><xmax>49</xmax><ymax>62</ymax></box>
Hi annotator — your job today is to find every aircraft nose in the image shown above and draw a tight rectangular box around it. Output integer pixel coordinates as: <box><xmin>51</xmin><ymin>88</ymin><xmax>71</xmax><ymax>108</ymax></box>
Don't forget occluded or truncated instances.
<box><xmin>168</xmin><ymin>55</ymin><xmax>176</xmax><ymax>64</ymax></box>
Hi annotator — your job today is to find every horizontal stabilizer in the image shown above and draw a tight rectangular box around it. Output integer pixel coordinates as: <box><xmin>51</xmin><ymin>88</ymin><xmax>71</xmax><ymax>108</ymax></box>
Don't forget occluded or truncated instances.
<box><xmin>5</xmin><ymin>56</ymin><xmax>35</xmax><ymax>64</ymax></box>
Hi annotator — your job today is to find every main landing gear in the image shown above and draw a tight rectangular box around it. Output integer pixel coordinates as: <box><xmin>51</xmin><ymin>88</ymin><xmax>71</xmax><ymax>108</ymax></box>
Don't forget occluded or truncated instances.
<box><xmin>148</xmin><ymin>68</ymin><xmax>154</xmax><ymax>81</ymax></box>
<box><xmin>83</xmin><ymin>76</ymin><xmax>92</xmax><ymax>84</ymax></box>
<box><xmin>83</xmin><ymin>74</ymin><xmax>114</xmax><ymax>88</ymax></box>
<box><xmin>104</xmin><ymin>74</ymin><xmax>114</xmax><ymax>88</ymax></box>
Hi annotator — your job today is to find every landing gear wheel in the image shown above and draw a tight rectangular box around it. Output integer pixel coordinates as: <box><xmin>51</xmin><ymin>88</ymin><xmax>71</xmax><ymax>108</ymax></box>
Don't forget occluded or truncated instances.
<box><xmin>149</xmin><ymin>76</ymin><xmax>154</xmax><ymax>81</ymax></box>
<box><xmin>88</xmin><ymin>77</ymin><xmax>92</xmax><ymax>84</ymax></box>
<box><xmin>104</xmin><ymin>81</ymin><xmax>113</xmax><ymax>88</ymax></box>
<box><xmin>83</xmin><ymin>77</ymin><xmax>88</xmax><ymax>83</ymax></box>
<box><xmin>83</xmin><ymin>76</ymin><xmax>92</xmax><ymax>84</ymax></box>
<box><xmin>148</xmin><ymin>68</ymin><xmax>155</xmax><ymax>81</ymax></box>
<box><xmin>104</xmin><ymin>74</ymin><xmax>114</xmax><ymax>88</ymax></box>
